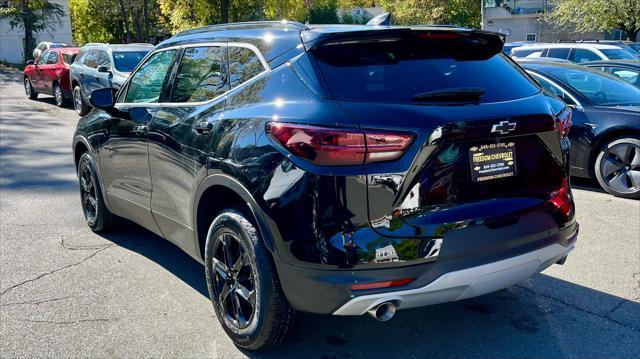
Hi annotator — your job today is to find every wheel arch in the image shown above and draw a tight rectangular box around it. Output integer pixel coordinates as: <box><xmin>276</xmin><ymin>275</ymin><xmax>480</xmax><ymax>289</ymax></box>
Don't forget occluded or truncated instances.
<box><xmin>589</xmin><ymin>127</ymin><xmax>640</xmax><ymax>177</ymax></box>
<box><xmin>193</xmin><ymin>174</ymin><xmax>276</xmax><ymax>261</ymax></box>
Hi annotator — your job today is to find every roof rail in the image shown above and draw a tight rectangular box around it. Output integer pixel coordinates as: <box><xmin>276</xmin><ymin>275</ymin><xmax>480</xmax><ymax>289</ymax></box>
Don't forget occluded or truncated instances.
<box><xmin>176</xmin><ymin>20</ymin><xmax>308</xmax><ymax>37</ymax></box>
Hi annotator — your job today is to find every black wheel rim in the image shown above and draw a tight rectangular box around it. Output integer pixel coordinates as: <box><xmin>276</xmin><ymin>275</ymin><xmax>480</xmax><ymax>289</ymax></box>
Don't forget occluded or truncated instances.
<box><xmin>74</xmin><ymin>88</ymin><xmax>82</xmax><ymax>113</ymax></box>
<box><xmin>80</xmin><ymin>163</ymin><xmax>98</xmax><ymax>223</ymax></box>
<box><xmin>600</xmin><ymin>142</ymin><xmax>640</xmax><ymax>194</ymax></box>
<box><xmin>211</xmin><ymin>232</ymin><xmax>256</xmax><ymax>330</ymax></box>
<box><xmin>55</xmin><ymin>85</ymin><xmax>62</xmax><ymax>105</ymax></box>
<box><xmin>24</xmin><ymin>79</ymin><xmax>31</xmax><ymax>97</ymax></box>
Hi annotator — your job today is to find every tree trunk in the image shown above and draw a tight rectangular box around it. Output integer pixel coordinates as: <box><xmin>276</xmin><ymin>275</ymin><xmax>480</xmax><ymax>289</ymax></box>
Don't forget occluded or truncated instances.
<box><xmin>221</xmin><ymin>0</ymin><xmax>229</xmax><ymax>24</ymax></box>
<box><xmin>22</xmin><ymin>0</ymin><xmax>35</xmax><ymax>62</ymax></box>
<box><xmin>143</xmin><ymin>0</ymin><xmax>150</xmax><ymax>43</ymax></box>
<box><xmin>117</xmin><ymin>0</ymin><xmax>131</xmax><ymax>43</ymax></box>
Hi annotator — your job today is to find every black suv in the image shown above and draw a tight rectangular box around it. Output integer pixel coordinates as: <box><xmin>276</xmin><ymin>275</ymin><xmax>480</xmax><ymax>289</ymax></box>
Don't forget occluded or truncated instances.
<box><xmin>70</xmin><ymin>43</ymin><xmax>153</xmax><ymax>115</ymax></box>
<box><xmin>73</xmin><ymin>22</ymin><xmax>578</xmax><ymax>350</ymax></box>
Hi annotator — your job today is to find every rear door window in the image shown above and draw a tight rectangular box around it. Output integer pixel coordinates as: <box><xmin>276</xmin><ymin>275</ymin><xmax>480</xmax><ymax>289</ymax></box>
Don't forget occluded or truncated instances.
<box><xmin>228</xmin><ymin>46</ymin><xmax>265</xmax><ymax>88</ymax></box>
<box><xmin>312</xmin><ymin>39</ymin><xmax>540</xmax><ymax>103</ymax></box>
<box><xmin>570</xmin><ymin>49</ymin><xmax>601</xmax><ymax>63</ymax></box>
<box><xmin>547</xmin><ymin>48</ymin><xmax>570</xmax><ymax>60</ymax></box>
<box><xmin>170</xmin><ymin>46</ymin><xmax>228</xmax><ymax>103</ymax></box>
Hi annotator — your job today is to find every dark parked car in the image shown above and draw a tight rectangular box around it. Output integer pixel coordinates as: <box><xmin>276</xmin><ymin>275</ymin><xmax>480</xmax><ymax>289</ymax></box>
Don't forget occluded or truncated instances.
<box><xmin>70</xmin><ymin>43</ymin><xmax>153</xmax><ymax>115</ymax></box>
<box><xmin>23</xmin><ymin>47</ymin><xmax>79</xmax><ymax>107</ymax></box>
<box><xmin>73</xmin><ymin>22</ymin><xmax>578</xmax><ymax>350</ymax></box>
<box><xmin>582</xmin><ymin>60</ymin><xmax>640</xmax><ymax>88</ymax></box>
<box><xmin>521</xmin><ymin>61</ymin><xmax>640</xmax><ymax>198</ymax></box>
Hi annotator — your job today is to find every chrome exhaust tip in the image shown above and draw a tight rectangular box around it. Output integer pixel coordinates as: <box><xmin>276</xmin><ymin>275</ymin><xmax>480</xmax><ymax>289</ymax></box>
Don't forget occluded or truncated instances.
<box><xmin>367</xmin><ymin>302</ymin><xmax>396</xmax><ymax>321</ymax></box>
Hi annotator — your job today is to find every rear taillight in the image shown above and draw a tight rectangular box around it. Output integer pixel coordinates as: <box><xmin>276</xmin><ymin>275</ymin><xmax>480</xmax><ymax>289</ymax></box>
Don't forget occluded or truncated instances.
<box><xmin>555</xmin><ymin>108</ymin><xmax>572</xmax><ymax>137</ymax></box>
<box><xmin>266</xmin><ymin>122</ymin><xmax>414</xmax><ymax>166</ymax></box>
<box><xmin>549</xmin><ymin>178</ymin><xmax>573</xmax><ymax>222</ymax></box>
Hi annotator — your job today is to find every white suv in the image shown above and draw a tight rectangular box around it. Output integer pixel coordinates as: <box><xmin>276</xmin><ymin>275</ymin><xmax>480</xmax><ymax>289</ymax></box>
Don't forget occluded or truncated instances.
<box><xmin>511</xmin><ymin>43</ymin><xmax>637</xmax><ymax>63</ymax></box>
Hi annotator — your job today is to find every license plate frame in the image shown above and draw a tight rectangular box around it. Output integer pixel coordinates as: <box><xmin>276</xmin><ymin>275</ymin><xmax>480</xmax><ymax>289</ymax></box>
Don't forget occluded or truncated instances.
<box><xmin>469</xmin><ymin>142</ymin><xmax>517</xmax><ymax>182</ymax></box>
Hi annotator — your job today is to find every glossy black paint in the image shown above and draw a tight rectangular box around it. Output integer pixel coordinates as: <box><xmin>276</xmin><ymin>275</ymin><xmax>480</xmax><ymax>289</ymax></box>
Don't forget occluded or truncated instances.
<box><xmin>74</xmin><ymin>22</ymin><xmax>578</xmax><ymax>314</ymax></box>
<box><xmin>522</xmin><ymin>61</ymin><xmax>640</xmax><ymax>178</ymax></box>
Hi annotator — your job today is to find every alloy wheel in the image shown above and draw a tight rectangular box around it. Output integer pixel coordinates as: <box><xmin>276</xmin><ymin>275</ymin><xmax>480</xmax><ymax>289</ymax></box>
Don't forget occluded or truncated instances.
<box><xmin>599</xmin><ymin>142</ymin><xmax>640</xmax><ymax>195</ymax></box>
<box><xmin>24</xmin><ymin>79</ymin><xmax>31</xmax><ymax>97</ymax></box>
<box><xmin>79</xmin><ymin>163</ymin><xmax>98</xmax><ymax>223</ymax></box>
<box><xmin>54</xmin><ymin>85</ymin><xmax>63</xmax><ymax>106</ymax></box>
<box><xmin>73</xmin><ymin>88</ymin><xmax>82</xmax><ymax>113</ymax></box>
<box><xmin>211</xmin><ymin>232</ymin><xmax>256</xmax><ymax>330</ymax></box>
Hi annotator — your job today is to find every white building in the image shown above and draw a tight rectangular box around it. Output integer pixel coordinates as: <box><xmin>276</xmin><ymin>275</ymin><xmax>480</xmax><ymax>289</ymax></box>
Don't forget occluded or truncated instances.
<box><xmin>0</xmin><ymin>0</ymin><xmax>73</xmax><ymax>63</ymax></box>
<box><xmin>337</xmin><ymin>6</ymin><xmax>385</xmax><ymax>23</ymax></box>
<box><xmin>482</xmin><ymin>0</ymin><xmax>609</xmax><ymax>42</ymax></box>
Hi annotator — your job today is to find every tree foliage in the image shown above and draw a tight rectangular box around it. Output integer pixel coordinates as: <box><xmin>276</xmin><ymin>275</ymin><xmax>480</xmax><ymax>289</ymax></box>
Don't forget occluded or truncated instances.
<box><xmin>378</xmin><ymin>0</ymin><xmax>480</xmax><ymax>28</ymax></box>
<box><xmin>547</xmin><ymin>0</ymin><xmax>640</xmax><ymax>40</ymax></box>
<box><xmin>0</xmin><ymin>0</ymin><xmax>65</xmax><ymax>61</ymax></box>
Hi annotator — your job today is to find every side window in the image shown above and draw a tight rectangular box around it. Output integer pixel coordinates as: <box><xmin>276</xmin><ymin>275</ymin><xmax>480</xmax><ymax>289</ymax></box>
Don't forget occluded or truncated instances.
<box><xmin>84</xmin><ymin>50</ymin><xmax>98</xmax><ymax>69</ymax></box>
<box><xmin>534</xmin><ymin>75</ymin><xmax>576</xmax><ymax>105</ymax></box>
<box><xmin>96</xmin><ymin>50</ymin><xmax>111</xmax><ymax>68</ymax></box>
<box><xmin>76</xmin><ymin>49</ymin><xmax>86</xmax><ymax>65</ymax></box>
<box><xmin>46</xmin><ymin>52</ymin><xmax>58</xmax><ymax>64</ymax></box>
<box><xmin>607</xmin><ymin>67</ymin><xmax>639</xmax><ymax>85</ymax></box>
<box><xmin>36</xmin><ymin>51</ymin><xmax>48</xmax><ymax>65</ymax></box>
<box><xmin>228</xmin><ymin>46</ymin><xmax>265</xmax><ymax>88</ymax></box>
<box><xmin>125</xmin><ymin>50</ymin><xmax>176</xmax><ymax>103</ymax></box>
<box><xmin>571</xmin><ymin>49</ymin><xmax>601</xmax><ymax>63</ymax></box>
<box><xmin>547</xmin><ymin>48</ymin><xmax>570</xmax><ymax>60</ymax></box>
<box><xmin>171</xmin><ymin>46</ymin><xmax>228</xmax><ymax>103</ymax></box>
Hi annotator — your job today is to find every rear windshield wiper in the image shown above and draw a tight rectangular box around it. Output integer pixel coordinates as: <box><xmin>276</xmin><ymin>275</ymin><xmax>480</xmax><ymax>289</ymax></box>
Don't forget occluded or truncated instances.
<box><xmin>412</xmin><ymin>88</ymin><xmax>486</xmax><ymax>103</ymax></box>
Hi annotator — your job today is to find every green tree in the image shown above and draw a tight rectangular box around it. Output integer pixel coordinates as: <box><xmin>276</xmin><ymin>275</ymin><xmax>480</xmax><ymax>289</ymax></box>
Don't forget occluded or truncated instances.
<box><xmin>378</xmin><ymin>0</ymin><xmax>480</xmax><ymax>28</ymax></box>
<box><xmin>307</xmin><ymin>0</ymin><xmax>340</xmax><ymax>24</ymax></box>
<box><xmin>0</xmin><ymin>0</ymin><xmax>66</xmax><ymax>62</ymax></box>
<box><xmin>547</xmin><ymin>0</ymin><xmax>640</xmax><ymax>40</ymax></box>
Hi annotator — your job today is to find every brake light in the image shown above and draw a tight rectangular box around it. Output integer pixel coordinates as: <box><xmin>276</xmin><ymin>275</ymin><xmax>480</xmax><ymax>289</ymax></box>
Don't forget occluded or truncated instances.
<box><xmin>266</xmin><ymin>122</ymin><xmax>413</xmax><ymax>166</ymax></box>
<box><xmin>555</xmin><ymin>108</ymin><xmax>572</xmax><ymax>137</ymax></box>
<box><xmin>351</xmin><ymin>278</ymin><xmax>415</xmax><ymax>291</ymax></box>
<box><xmin>549</xmin><ymin>178</ymin><xmax>573</xmax><ymax>222</ymax></box>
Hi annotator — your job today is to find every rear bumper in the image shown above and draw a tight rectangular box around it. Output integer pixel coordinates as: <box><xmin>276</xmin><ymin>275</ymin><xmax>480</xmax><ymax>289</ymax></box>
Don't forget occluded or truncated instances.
<box><xmin>333</xmin><ymin>241</ymin><xmax>574</xmax><ymax>315</ymax></box>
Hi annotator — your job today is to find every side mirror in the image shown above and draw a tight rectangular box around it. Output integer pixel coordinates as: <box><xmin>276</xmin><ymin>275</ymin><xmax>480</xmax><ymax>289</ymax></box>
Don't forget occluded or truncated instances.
<box><xmin>26</xmin><ymin>60</ymin><xmax>35</xmax><ymax>66</ymax></box>
<box><xmin>97</xmin><ymin>65</ymin><xmax>110</xmax><ymax>73</ymax></box>
<box><xmin>90</xmin><ymin>88</ymin><xmax>114</xmax><ymax>109</ymax></box>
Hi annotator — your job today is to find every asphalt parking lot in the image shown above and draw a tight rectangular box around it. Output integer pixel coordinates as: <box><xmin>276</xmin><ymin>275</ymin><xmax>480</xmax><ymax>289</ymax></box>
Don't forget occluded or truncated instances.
<box><xmin>1</xmin><ymin>67</ymin><xmax>639</xmax><ymax>358</ymax></box>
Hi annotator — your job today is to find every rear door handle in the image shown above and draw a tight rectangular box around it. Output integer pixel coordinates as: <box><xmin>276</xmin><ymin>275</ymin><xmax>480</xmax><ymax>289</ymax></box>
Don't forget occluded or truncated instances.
<box><xmin>194</xmin><ymin>121</ymin><xmax>213</xmax><ymax>135</ymax></box>
<box><xmin>134</xmin><ymin>125</ymin><xmax>148</xmax><ymax>136</ymax></box>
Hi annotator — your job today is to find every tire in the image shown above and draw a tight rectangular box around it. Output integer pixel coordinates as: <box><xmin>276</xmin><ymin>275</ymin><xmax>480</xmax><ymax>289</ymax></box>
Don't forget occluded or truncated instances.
<box><xmin>73</xmin><ymin>85</ymin><xmax>90</xmax><ymax>116</ymax></box>
<box><xmin>53</xmin><ymin>82</ymin><xmax>69</xmax><ymax>107</ymax></box>
<box><xmin>77</xmin><ymin>153</ymin><xmax>118</xmax><ymax>231</ymax></box>
<box><xmin>204</xmin><ymin>209</ymin><xmax>296</xmax><ymax>351</ymax></box>
<box><xmin>24</xmin><ymin>77</ymin><xmax>37</xmax><ymax>100</ymax></box>
<box><xmin>594</xmin><ymin>137</ymin><xmax>640</xmax><ymax>199</ymax></box>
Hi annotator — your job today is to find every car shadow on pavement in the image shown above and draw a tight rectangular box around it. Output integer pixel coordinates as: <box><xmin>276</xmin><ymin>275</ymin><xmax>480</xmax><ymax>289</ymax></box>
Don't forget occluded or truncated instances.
<box><xmin>97</xmin><ymin>225</ymin><xmax>639</xmax><ymax>359</ymax></box>
<box><xmin>571</xmin><ymin>176</ymin><xmax>607</xmax><ymax>194</ymax></box>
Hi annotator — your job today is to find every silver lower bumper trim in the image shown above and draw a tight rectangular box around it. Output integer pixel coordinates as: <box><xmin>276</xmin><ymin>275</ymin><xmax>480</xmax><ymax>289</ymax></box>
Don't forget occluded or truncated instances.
<box><xmin>333</xmin><ymin>243</ymin><xmax>575</xmax><ymax>316</ymax></box>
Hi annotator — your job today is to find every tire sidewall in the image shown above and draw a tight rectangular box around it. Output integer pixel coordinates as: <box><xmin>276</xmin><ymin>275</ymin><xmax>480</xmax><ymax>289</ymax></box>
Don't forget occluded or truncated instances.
<box><xmin>73</xmin><ymin>86</ymin><xmax>89</xmax><ymax>115</ymax></box>
<box><xmin>54</xmin><ymin>83</ymin><xmax>63</xmax><ymax>107</ymax></box>
<box><xmin>594</xmin><ymin>137</ymin><xmax>640</xmax><ymax>199</ymax></box>
<box><xmin>78</xmin><ymin>153</ymin><xmax>107</xmax><ymax>230</ymax></box>
<box><xmin>205</xmin><ymin>211</ymin><xmax>270</xmax><ymax>348</ymax></box>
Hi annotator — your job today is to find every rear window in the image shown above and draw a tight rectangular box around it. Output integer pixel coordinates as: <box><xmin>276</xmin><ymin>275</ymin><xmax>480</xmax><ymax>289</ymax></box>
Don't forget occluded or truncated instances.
<box><xmin>312</xmin><ymin>40</ymin><xmax>540</xmax><ymax>104</ymax></box>
<box><xmin>113</xmin><ymin>51</ymin><xmax>150</xmax><ymax>72</ymax></box>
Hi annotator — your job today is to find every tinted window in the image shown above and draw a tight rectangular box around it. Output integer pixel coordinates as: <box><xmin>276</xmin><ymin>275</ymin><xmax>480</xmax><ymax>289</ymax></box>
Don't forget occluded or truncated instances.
<box><xmin>606</xmin><ymin>66</ymin><xmax>639</xmax><ymax>85</ymax></box>
<box><xmin>228</xmin><ymin>46</ymin><xmax>265</xmax><ymax>88</ymax></box>
<box><xmin>125</xmin><ymin>50</ymin><xmax>176</xmax><ymax>103</ymax></box>
<box><xmin>95</xmin><ymin>50</ymin><xmax>110</xmax><ymax>67</ymax></box>
<box><xmin>36</xmin><ymin>50</ymin><xmax>48</xmax><ymax>65</ymax></box>
<box><xmin>571</xmin><ymin>49</ymin><xmax>601</xmax><ymax>63</ymax></box>
<box><xmin>547</xmin><ymin>48</ymin><xmax>570</xmax><ymax>60</ymax></box>
<box><xmin>113</xmin><ymin>51</ymin><xmax>149</xmax><ymax>72</ymax></box>
<box><xmin>46</xmin><ymin>52</ymin><xmax>58</xmax><ymax>64</ymax></box>
<box><xmin>84</xmin><ymin>50</ymin><xmax>98</xmax><ymax>68</ymax></box>
<box><xmin>531</xmin><ymin>74</ymin><xmax>575</xmax><ymax>105</ymax></box>
<box><xmin>600</xmin><ymin>49</ymin><xmax>637</xmax><ymax>60</ymax></box>
<box><xmin>511</xmin><ymin>48</ymin><xmax>541</xmax><ymax>58</ymax></box>
<box><xmin>61</xmin><ymin>52</ymin><xmax>75</xmax><ymax>64</ymax></box>
<box><xmin>171</xmin><ymin>46</ymin><xmax>228</xmax><ymax>103</ymax></box>
<box><xmin>313</xmin><ymin>41</ymin><xmax>540</xmax><ymax>103</ymax></box>
<box><xmin>546</xmin><ymin>67</ymin><xmax>640</xmax><ymax>106</ymax></box>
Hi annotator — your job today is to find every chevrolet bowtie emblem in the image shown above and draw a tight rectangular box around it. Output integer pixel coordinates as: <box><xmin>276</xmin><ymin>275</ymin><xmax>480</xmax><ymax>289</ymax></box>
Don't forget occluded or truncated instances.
<box><xmin>491</xmin><ymin>120</ymin><xmax>516</xmax><ymax>134</ymax></box>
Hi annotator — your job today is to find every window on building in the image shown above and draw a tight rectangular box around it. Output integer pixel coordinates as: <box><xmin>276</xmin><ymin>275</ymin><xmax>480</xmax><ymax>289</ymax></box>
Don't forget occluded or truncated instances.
<box><xmin>170</xmin><ymin>46</ymin><xmax>228</xmax><ymax>103</ymax></box>
<box><xmin>525</xmin><ymin>33</ymin><xmax>537</xmax><ymax>42</ymax></box>
<box><xmin>228</xmin><ymin>46</ymin><xmax>266</xmax><ymax>88</ymax></box>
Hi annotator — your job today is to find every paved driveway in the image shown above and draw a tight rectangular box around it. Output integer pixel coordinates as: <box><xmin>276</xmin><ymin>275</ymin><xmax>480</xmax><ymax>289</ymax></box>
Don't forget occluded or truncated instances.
<box><xmin>1</xmin><ymin>68</ymin><xmax>639</xmax><ymax>358</ymax></box>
